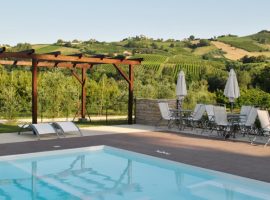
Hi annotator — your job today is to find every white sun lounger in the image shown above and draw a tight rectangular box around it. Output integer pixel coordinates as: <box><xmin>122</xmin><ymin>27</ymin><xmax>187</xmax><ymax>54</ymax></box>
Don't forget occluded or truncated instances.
<box><xmin>53</xmin><ymin>122</ymin><xmax>83</xmax><ymax>136</ymax></box>
<box><xmin>19</xmin><ymin>123</ymin><xmax>59</xmax><ymax>140</ymax></box>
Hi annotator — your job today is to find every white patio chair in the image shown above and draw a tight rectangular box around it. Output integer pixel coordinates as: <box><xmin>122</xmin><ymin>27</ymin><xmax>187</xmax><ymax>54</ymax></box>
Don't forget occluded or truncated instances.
<box><xmin>18</xmin><ymin>123</ymin><xmax>59</xmax><ymax>140</ymax></box>
<box><xmin>213</xmin><ymin>106</ymin><xmax>231</xmax><ymax>138</ymax></box>
<box><xmin>182</xmin><ymin>104</ymin><xmax>205</xmax><ymax>130</ymax></box>
<box><xmin>202</xmin><ymin>105</ymin><xmax>215</xmax><ymax>133</ymax></box>
<box><xmin>239</xmin><ymin>107</ymin><xmax>258</xmax><ymax>143</ymax></box>
<box><xmin>53</xmin><ymin>121</ymin><xmax>83</xmax><ymax>136</ymax></box>
<box><xmin>157</xmin><ymin>102</ymin><xmax>178</xmax><ymax>128</ymax></box>
<box><xmin>257</xmin><ymin>110</ymin><xmax>270</xmax><ymax>147</ymax></box>
<box><xmin>239</xmin><ymin>105</ymin><xmax>253</xmax><ymax>124</ymax></box>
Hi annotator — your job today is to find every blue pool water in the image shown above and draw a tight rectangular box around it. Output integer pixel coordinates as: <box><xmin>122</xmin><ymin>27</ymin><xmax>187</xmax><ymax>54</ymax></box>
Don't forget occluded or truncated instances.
<box><xmin>0</xmin><ymin>146</ymin><xmax>269</xmax><ymax>200</ymax></box>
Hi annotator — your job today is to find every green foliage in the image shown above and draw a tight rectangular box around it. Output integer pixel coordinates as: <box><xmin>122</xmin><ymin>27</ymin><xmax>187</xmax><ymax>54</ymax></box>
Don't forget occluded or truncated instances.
<box><xmin>183</xmin><ymin>80</ymin><xmax>216</xmax><ymax>109</ymax></box>
<box><xmin>218</xmin><ymin>36</ymin><xmax>266</xmax><ymax>52</ymax></box>
<box><xmin>250</xmin><ymin>30</ymin><xmax>270</xmax><ymax>44</ymax></box>
<box><xmin>185</xmin><ymin>39</ymin><xmax>211</xmax><ymax>49</ymax></box>
<box><xmin>254</xmin><ymin>66</ymin><xmax>270</xmax><ymax>93</ymax></box>
<box><xmin>240</xmin><ymin>55</ymin><xmax>267</xmax><ymax>63</ymax></box>
<box><xmin>8</xmin><ymin>43</ymin><xmax>32</xmax><ymax>52</ymax></box>
<box><xmin>237</xmin><ymin>89</ymin><xmax>270</xmax><ymax>109</ymax></box>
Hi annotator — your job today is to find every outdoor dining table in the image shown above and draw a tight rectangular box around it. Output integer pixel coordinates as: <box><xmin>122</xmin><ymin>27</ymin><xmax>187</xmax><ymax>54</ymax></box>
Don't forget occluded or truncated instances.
<box><xmin>227</xmin><ymin>113</ymin><xmax>247</xmax><ymax>138</ymax></box>
<box><xmin>169</xmin><ymin>108</ymin><xmax>193</xmax><ymax>130</ymax></box>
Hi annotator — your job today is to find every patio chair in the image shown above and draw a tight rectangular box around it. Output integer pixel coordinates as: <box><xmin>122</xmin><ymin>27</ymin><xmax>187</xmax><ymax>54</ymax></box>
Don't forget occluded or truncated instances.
<box><xmin>52</xmin><ymin>121</ymin><xmax>83</xmax><ymax>136</ymax></box>
<box><xmin>213</xmin><ymin>106</ymin><xmax>231</xmax><ymax>138</ymax></box>
<box><xmin>239</xmin><ymin>105</ymin><xmax>253</xmax><ymax>124</ymax></box>
<box><xmin>256</xmin><ymin>110</ymin><xmax>270</xmax><ymax>147</ymax></box>
<box><xmin>182</xmin><ymin>104</ymin><xmax>205</xmax><ymax>130</ymax></box>
<box><xmin>19</xmin><ymin>123</ymin><xmax>59</xmax><ymax>140</ymax></box>
<box><xmin>239</xmin><ymin>107</ymin><xmax>258</xmax><ymax>142</ymax></box>
<box><xmin>202</xmin><ymin>104</ymin><xmax>215</xmax><ymax>133</ymax></box>
<box><xmin>157</xmin><ymin>102</ymin><xmax>178</xmax><ymax>128</ymax></box>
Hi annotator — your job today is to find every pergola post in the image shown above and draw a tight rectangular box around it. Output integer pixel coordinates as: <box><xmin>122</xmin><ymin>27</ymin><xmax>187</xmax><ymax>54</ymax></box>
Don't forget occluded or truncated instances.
<box><xmin>32</xmin><ymin>59</ymin><xmax>38</xmax><ymax>124</ymax></box>
<box><xmin>81</xmin><ymin>67</ymin><xmax>87</xmax><ymax>120</ymax></box>
<box><xmin>128</xmin><ymin>64</ymin><xmax>134</xmax><ymax>124</ymax></box>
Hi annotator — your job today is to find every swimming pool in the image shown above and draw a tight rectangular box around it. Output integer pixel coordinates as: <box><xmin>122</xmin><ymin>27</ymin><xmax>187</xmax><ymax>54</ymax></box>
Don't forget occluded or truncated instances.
<box><xmin>0</xmin><ymin>146</ymin><xmax>269</xmax><ymax>200</ymax></box>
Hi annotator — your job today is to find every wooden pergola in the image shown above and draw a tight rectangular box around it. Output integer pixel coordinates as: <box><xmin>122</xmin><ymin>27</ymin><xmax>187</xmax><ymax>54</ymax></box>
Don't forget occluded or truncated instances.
<box><xmin>0</xmin><ymin>47</ymin><xmax>142</xmax><ymax>124</ymax></box>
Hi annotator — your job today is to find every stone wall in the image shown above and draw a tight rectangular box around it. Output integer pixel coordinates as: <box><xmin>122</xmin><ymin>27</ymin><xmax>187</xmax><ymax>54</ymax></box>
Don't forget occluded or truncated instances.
<box><xmin>135</xmin><ymin>98</ymin><xmax>176</xmax><ymax>125</ymax></box>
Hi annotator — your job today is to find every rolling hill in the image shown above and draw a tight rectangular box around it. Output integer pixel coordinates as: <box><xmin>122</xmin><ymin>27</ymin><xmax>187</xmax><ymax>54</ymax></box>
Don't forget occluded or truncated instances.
<box><xmin>4</xmin><ymin>30</ymin><xmax>268</xmax><ymax>78</ymax></box>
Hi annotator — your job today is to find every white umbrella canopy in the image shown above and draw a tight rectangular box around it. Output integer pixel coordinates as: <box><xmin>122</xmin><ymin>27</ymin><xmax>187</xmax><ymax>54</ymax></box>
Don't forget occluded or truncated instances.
<box><xmin>224</xmin><ymin>69</ymin><xmax>240</xmax><ymax>111</ymax></box>
<box><xmin>176</xmin><ymin>70</ymin><xmax>187</xmax><ymax>108</ymax></box>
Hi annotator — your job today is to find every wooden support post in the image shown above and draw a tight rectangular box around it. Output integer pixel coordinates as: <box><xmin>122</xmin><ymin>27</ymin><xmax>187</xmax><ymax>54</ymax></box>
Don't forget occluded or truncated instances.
<box><xmin>32</xmin><ymin>59</ymin><xmax>38</xmax><ymax>124</ymax></box>
<box><xmin>81</xmin><ymin>67</ymin><xmax>87</xmax><ymax>120</ymax></box>
<box><xmin>128</xmin><ymin>65</ymin><xmax>134</xmax><ymax>124</ymax></box>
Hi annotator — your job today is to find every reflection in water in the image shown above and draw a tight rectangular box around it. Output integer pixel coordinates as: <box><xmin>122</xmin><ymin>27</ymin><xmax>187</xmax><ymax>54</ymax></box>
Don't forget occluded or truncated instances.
<box><xmin>27</xmin><ymin>156</ymin><xmax>137</xmax><ymax>200</ymax></box>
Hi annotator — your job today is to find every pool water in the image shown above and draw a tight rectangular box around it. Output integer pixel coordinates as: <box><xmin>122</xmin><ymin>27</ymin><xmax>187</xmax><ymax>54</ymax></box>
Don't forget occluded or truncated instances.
<box><xmin>0</xmin><ymin>146</ymin><xmax>269</xmax><ymax>200</ymax></box>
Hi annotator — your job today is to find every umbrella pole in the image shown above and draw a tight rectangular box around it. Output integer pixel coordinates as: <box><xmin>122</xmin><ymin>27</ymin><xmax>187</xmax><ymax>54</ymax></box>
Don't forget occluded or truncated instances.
<box><xmin>230</xmin><ymin>102</ymin><xmax>233</xmax><ymax>113</ymax></box>
<box><xmin>176</xmin><ymin>99</ymin><xmax>179</xmax><ymax>110</ymax></box>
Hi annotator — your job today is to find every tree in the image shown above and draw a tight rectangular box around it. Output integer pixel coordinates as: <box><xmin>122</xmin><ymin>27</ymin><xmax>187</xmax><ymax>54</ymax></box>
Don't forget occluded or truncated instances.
<box><xmin>254</xmin><ymin>67</ymin><xmax>270</xmax><ymax>92</ymax></box>
<box><xmin>198</xmin><ymin>39</ymin><xmax>210</xmax><ymax>47</ymax></box>
<box><xmin>56</xmin><ymin>39</ymin><xmax>64</xmax><ymax>44</ymax></box>
<box><xmin>151</xmin><ymin>42</ymin><xmax>158</xmax><ymax>49</ymax></box>
<box><xmin>10</xmin><ymin>43</ymin><xmax>32</xmax><ymax>52</ymax></box>
<box><xmin>189</xmin><ymin>35</ymin><xmax>195</xmax><ymax>41</ymax></box>
<box><xmin>169</xmin><ymin>43</ymin><xmax>175</xmax><ymax>48</ymax></box>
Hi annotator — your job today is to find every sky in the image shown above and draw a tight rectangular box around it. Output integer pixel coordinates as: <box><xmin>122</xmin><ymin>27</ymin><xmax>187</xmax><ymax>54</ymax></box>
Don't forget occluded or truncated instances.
<box><xmin>1</xmin><ymin>0</ymin><xmax>270</xmax><ymax>45</ymax></box>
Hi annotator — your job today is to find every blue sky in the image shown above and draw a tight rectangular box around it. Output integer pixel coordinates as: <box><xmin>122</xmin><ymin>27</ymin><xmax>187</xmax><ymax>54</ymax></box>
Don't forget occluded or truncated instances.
<box><xmin>1</xmin><ymin>0</ymin><xmax>270</xmax><ymax>45</ymax></box>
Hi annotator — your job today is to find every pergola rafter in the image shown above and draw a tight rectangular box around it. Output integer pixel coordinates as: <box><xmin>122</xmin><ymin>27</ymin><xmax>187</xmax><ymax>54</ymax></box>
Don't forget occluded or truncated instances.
<box><xmin>0</xmin><ymin>47</ymin><xmax>142</xmax><ymax>124</ymax></box>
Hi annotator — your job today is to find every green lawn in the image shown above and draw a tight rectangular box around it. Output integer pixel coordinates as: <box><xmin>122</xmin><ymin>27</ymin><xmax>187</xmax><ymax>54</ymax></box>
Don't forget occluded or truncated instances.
<box><xmin>0</xmin><ymin>123</ymin><xmax>20</xmax><ymax>133</ymax></box>
<box><xmin>0</xmin><ymin>119</ymin><xmax>128</xmax><ymax>133</ymax></box>
<box><xmin>75</xmin><ymin>119</ymin><xmax>128</xmax><ymax>127</ymax></box>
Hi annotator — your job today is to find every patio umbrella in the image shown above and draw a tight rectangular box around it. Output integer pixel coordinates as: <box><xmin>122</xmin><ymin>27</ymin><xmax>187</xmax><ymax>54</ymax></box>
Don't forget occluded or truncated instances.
<box><xmin>176</xmin><ymin>70</ymin><xmax>187</xmax><ymax>109</ymax></box>
<box><xmin>224</xmin><ymin>69</ymin><xmax>240</xmax><ymax>112</ymax></box>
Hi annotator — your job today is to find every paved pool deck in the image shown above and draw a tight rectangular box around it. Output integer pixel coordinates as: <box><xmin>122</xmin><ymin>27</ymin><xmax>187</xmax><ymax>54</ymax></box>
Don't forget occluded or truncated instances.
<box><xmin>0</xmin><ymin>124</ymin><xmax>270</xmax><ymax>183</ymax></box>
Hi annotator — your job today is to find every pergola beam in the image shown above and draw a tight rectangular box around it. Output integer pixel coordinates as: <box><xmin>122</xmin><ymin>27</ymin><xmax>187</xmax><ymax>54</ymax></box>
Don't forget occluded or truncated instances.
<box><xmin>0</xmin><ymin>52</ymin><xmax>141</xmax><ymax>65</ymax></box>
<box><xmin>0</xmin><ymin>60</ymin><xmax>90</xmax><ymax>69</ymax></box>
<box><xmin>71</xmin><ymin>69</ymin><xmax>83</xmax><ymax>85</ymax></box>
<box><xmin>113</xmin><ymin>64</ymin><xmax>130</xmax><ymax>84</ymax></box>
<box><xmin>45</xmin><ymin>51</ymin><xmax>61</xmax><ymax>56</ymax></box>
<box><xmin>19</xmin><ymin>49</ymin><xmax>35</xmax><ymax>55</ymax></box>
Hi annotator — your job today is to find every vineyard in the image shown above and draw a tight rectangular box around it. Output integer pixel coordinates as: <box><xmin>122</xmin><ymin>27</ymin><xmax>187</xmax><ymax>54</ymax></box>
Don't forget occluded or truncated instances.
<box><xmin>131</xmin><ymin>53</ymin><xmax>225</xmax><ymax>78</ymax></box>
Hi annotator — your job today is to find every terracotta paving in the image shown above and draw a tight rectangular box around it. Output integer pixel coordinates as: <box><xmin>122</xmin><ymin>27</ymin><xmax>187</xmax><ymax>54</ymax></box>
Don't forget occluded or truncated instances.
<box><xmin>0</xmin><ymin>131</ymin><xmax>270</xmax><ymax>183</ymax></box>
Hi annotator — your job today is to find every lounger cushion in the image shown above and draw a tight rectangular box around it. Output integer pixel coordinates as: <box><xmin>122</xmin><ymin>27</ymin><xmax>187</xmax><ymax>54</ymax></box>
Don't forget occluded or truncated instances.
<box><xmin>31</xmin><ymin>124</ymin><xmax>56</xmax><ymax>135</ymax></box>
<box><xmin>55</xmin><ymin>122</ymin><xmax>79</xmax><ymax>133</ymax></box>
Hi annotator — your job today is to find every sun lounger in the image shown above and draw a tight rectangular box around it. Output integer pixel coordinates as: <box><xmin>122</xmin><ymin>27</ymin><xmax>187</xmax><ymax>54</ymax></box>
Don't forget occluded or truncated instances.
<box><xmin>18</xmin><ymin>123</ymin><xmax>59</xmax><ymax>140</ymax></box>
<box><xmin>257</xmin><ymin>110</ymin><xmax>270</xmax><ymax>147</ymax></box>
<box><xmin>52</xmin><ymin>122</ymin><xmax>83</xmax><ymax>136</ymax></box>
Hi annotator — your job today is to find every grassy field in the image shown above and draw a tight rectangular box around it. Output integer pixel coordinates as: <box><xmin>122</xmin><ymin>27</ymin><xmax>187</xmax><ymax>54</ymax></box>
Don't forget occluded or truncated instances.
<box><xmin>192</xmin><ymin>45</ymin><xmax>217</xmax><ymax>55</ymax></box>
<box><xmin>212</xmin><ymin>41</ymin><xmax>270</xmax><ymax>60</ymax></box>
<box><xmin>217</xmin><ymin>36</ymin><xmax>266</xmax><ymax>52</ymax></box>
<box><xmin>0</xmin><ymin>123</ymin><xmax>20</xmax><ymax>133</ymax></box>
